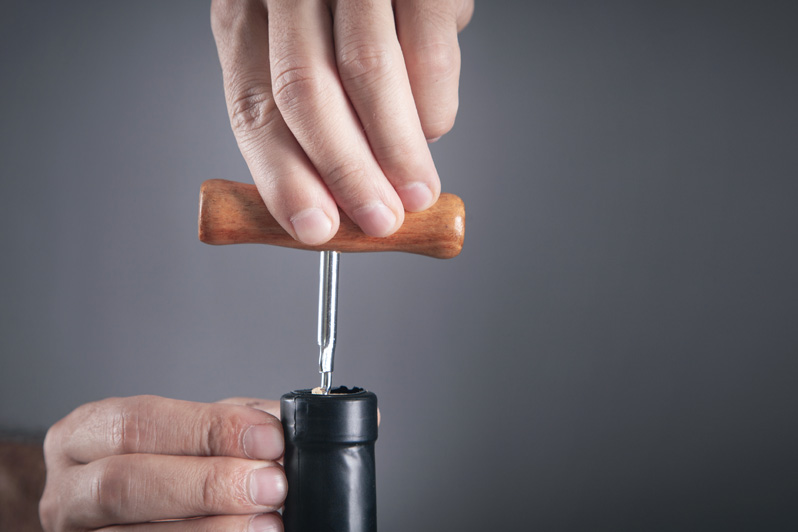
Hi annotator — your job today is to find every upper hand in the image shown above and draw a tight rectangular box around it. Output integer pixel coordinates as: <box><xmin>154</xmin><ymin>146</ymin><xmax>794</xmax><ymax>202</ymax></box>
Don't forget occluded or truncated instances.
<box><xmin>210</xmin><ymin>0</ymin><xmax>474</xmax><ymax>244</ymax></box>
<box><xmin>39</xmin><ymin>395</ymin><xmax>286</xmax><ymax>532</ymax></box>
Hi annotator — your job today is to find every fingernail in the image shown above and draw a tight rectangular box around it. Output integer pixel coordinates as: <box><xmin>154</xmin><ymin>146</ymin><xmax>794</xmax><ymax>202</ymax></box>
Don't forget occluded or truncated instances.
<box><xmin>290</xmin><ymin>208</ymin><xmax>333</xmax><ymax>245</ymax></box>
<box><xmin>427</xmin><ymin>136</ymin><xmax>441</xmax><ymax>143</ymax></box>
<box><xmin>397</xmin><ymin>182</ymin><xmax>434</xmax><ymax>212</ymax></box>
<box><xmin>250</xmin><ymin>467</ymin><xmax>287</xmax><ymax>507</ymax></box>
<box><xmin>353</xmin><ymin>202</ymin><xmax>397</xmax><ymax>237</ymax></box>
<box><xmin>243</xmin><ymin>424</ymin><xmax>283</xmax><ymax>460</ymax></box>
<box><xmin>250</xmin><ymin>513</ymin><xmax>282</xmax><ymax>532</ymax></box>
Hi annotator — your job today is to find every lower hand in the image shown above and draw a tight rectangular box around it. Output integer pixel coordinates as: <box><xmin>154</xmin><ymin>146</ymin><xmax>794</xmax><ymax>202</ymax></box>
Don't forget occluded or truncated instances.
<box><xmin>40</xmin><ymin>395</ymin><xmax>286</xmax><ymax>531</ymax></box>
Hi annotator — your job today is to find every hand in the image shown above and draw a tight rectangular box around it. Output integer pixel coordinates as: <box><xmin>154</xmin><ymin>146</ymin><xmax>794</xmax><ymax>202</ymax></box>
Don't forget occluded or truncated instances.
<box><xmin>210</xmin><ymin>0</ymin><xmax>474</xmax><ymax>245</ymax></box>
<box><xmin>39</xmin><ymin>395</ymin><xmax>286</xmax><ymax>531</ymax></box>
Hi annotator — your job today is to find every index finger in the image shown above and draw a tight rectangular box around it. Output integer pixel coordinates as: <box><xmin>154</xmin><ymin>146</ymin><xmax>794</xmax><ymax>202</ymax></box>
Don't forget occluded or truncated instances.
<box><xmin>49</xmin><ymin>395</ymin><xmax>283</xmax><ymax>464</ymax></box>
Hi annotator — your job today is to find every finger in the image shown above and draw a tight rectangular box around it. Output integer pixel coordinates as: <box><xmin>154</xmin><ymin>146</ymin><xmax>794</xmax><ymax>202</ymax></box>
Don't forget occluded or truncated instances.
<box><xmin>217</xmin><ymin>399</ymin><xmax>283</xmax><ymax>467</ymax></box>
<box><xmin>218</xmin><ymin>397</ymin><xmax>281</xmax><ymax>419</ymax></box>
<box><xmin>65</xmin><ymin>455</ymin><xmax>285</xmax><ymax>528</ymax></box>
<box><xmin>98</xmin><ymin>513</ymin><xmax>282</xmax><ymax>532</ymax></box>
<box><xmin>211</xmin><ymin>0</ymin><xmax>340</xmax><ymax>245</ymax></box>
<box><xmin>395</xmin><ymin>0</ymin><xmax>473</xmax><ymax>141</ymax></box>
<box><xmin>267</xmin><ymin>0</ymin><xmax>405</xmax><ymax>237</ymax></box>
<box><xmin>52</xmin><ymin>395</ymin><xmax>283</xmax><ymax>464</ymax></box>
<box><xmin>333</xmin><ymin>0</ymin><xmax>439</xmax><ymax>212</ymax></box>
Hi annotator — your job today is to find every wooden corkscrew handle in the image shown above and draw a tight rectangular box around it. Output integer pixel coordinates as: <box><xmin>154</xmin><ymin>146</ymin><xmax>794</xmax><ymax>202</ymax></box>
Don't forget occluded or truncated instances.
<box><xmin>198</xmin><ymin>179</ymin><xmax>465</xmax><ymax>259</ymax></box>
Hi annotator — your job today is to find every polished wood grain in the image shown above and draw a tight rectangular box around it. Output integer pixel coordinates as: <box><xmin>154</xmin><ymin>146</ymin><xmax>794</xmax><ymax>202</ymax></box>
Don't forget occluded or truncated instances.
<box><xmin>199</xmin><ymin>179</ymin><xmax>465</xmax><ymax>259</ymax></box>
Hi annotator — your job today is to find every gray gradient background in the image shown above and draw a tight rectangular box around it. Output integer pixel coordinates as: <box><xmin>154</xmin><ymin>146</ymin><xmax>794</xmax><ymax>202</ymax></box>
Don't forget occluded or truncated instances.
<box><xmin>2</xmin><ymin>1</ymin><xmax>798</xmax><ymax>530</ymax></box>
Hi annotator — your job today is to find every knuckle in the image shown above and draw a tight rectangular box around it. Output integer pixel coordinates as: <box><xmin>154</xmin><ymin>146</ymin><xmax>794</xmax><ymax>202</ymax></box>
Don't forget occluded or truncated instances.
<box><xmin>59</xmin><ymin>397</ymin><xmax>137</xmax><ymax>459</ymax></box>
<box><xmin>372</xmin><ymin>136</ymin><xmax>416</xmax><ymax>167</ymax></box>
<box><xmin>103</xmin><ymin>396</ymin><xmax>144</xmax><ymax>455</ymax></box>
<box><xmin>324</xmin><ymin>160</ymin><xmax>369</xmax><ymax>197</ymax></box>
<box><xmin>228</xmin><ymin>86</ymin><xmax>280</xmax><ymax>136</ymax></box>
<box><xmin>199</xmin><ymin>460</ymin><xmax>251</xmax><ymax>513</ymax></box>
<box><xmin>200</xmin><ymin>463</ymin><xmax>223</xmax><ymax>513</ymax></box>
<box><xmin>92</xmin><ymin>459</ymin><xmax>132</xmax><ymax>522</ymax></box>
<box><xmin>271</xmin><ymin>59</ymin><xmax>324</xmax><ymax>115</ymax></box>
<box><xmin>202</xmin><ymin>408</ymin><xmax>245</xmax><ymax>456</ymax></box>
<box><xmin>414</xmin><ymin>41</ymin><xmax>459</xmax><ymax>82</ymax></box>
<box><xmin>337</xmin><ymin>41</ymin><xmax>394</xmax><ymax>85</ymax></box>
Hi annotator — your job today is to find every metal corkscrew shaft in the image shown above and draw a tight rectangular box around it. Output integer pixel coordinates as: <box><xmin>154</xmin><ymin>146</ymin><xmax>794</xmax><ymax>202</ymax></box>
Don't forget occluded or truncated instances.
<box><xmin>198</xmin><ymin>179</ymin><xmax>464</xmax><ymax>393</ymax></box>
<box><xmin>317</xmin><ymin>250</ymin><xmax>340</xmax><ymax>394</ymax></box>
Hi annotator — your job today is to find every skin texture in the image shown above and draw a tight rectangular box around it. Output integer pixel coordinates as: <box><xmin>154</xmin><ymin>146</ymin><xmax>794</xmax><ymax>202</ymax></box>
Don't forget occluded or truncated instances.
<box><xmin>211</xmin><ymin>0</ymin><xmax>474</xmax><ymax>245</ymax></box>
<box><xmin>39</xmin><ymin>396</ymin><xmax>286</xmax><ymax>532</ymax></box>
<box><xmin>40</xmin><ymin>1</ymin><xmax>471</xmax><ymax>529</ymax></box>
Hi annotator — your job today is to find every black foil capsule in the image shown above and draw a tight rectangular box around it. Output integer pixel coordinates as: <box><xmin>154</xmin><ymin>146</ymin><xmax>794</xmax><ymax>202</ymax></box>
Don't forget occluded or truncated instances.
<box><xmin>280</xmin><ymin>387</ymin><xmax>378</xmax><ymax>532</ymax></box>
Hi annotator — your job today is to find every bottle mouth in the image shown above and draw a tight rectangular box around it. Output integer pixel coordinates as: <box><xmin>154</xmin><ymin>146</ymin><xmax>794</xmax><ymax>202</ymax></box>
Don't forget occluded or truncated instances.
<box><xmin>310</xmin><ymin>385</ymin><xmax>365</xmax><ymax>396</ymax></box>
<box><xmin>281</xmin><ymin>388</ymin><xmax>378</xmax><ymax>443</ymax></box>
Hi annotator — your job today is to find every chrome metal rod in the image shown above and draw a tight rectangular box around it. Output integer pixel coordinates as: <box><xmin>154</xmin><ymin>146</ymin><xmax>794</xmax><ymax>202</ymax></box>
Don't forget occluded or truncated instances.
<box><xmin>318</xmin><ymin>250</ymin><xmax>340</xmax><ymax>394</ymax></box>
